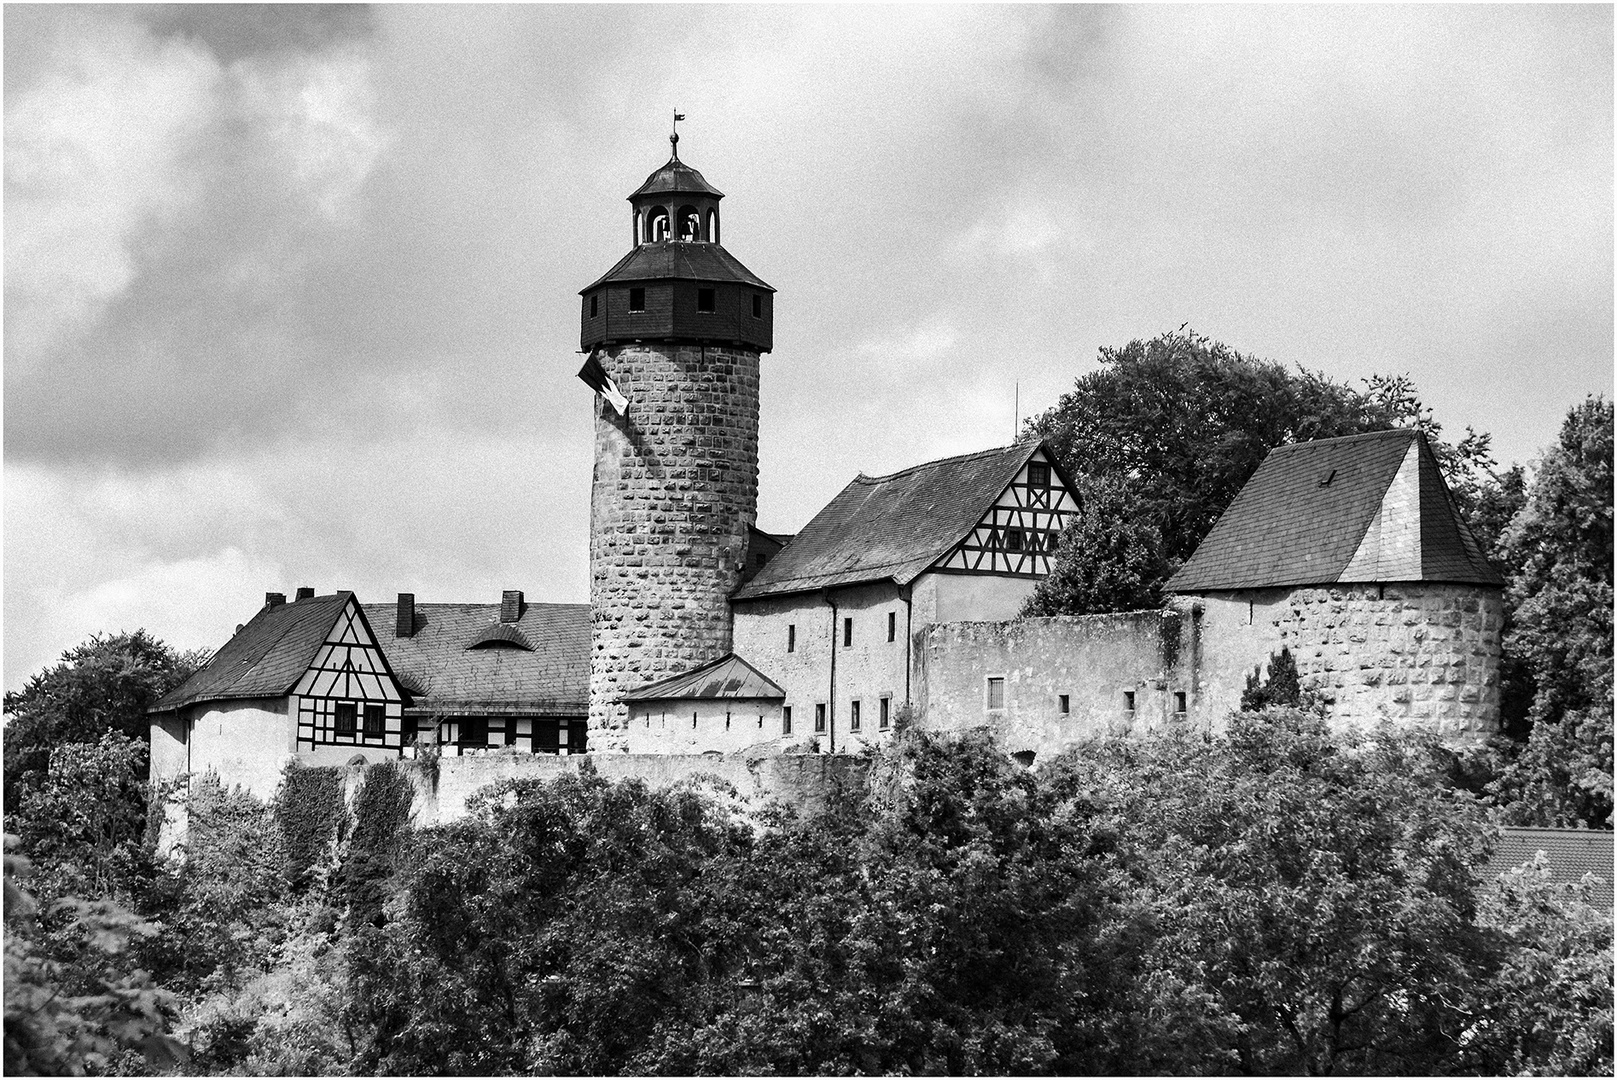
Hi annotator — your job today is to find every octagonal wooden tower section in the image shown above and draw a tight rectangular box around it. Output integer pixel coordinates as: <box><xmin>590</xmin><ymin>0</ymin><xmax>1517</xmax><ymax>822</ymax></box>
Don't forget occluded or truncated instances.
<box><xmin>580</xmin><ymin>140</ymin><xmax>775</xmax><ymax>745</ymax></box>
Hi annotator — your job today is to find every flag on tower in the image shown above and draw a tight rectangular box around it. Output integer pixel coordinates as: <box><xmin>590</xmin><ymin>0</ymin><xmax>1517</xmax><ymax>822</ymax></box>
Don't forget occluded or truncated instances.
<box><xmin>577</xmin><ymin>352</ymin><xmax>629</xmax><ymax>416</ymax></box>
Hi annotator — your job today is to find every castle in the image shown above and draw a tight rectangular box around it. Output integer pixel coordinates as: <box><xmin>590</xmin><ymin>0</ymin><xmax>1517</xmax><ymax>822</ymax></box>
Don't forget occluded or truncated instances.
<box><xmin>149</xmin><ymin>138</ymin><xmax>1505</xmax><ymax>810</ymax></box>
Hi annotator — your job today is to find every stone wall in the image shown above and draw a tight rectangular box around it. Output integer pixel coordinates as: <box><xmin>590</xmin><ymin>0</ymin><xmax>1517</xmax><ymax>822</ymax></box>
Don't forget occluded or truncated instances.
<box><xmin>589</xmin><ymin>342</ymin><xmax>761</xmax><ymax>746</ymax></box>
<box><xmin>398</xmin><ymin>749</ymin><xmax>866</xmax><ymax>825</ymax></box>
<box><xmin>181</xmin><ymin>699</ymin><xmax>296</xmax><ymax>801</ymax></box>
<box><xmin>913</xmin><ymin>583</ymin><xmax>1502</xmax><ymax>755</ymax></box>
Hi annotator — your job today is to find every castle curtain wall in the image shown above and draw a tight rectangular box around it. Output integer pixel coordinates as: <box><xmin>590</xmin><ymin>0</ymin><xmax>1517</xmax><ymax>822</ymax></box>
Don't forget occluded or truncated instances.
<box><xmin>914</xmin><ymin>583</ymin><xmax>1503</xmax><ymax>757</ymax></box>
<box><xmin>179</xmin><ymin>698</ymin><xmax>296</xmax><ymax>800</ymax></box>
<box><xmin>624</xmin><ymin>696</ymin><xmax>782</xmax><ymax>754</ymax></box>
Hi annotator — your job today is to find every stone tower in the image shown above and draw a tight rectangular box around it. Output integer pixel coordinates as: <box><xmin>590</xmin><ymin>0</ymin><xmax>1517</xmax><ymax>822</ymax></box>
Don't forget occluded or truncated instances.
<box><xmin>579</xmin><ymin>131</ymin><xmax>775</xmax><ymax>746</ymax></box>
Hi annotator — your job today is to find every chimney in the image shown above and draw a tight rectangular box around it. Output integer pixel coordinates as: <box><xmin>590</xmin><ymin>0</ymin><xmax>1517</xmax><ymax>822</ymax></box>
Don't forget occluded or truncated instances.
<box><xmin>396</xmin><ymin>593</ymin><xmax>415</xmax><ymax>638</ymax></box>
<box><xmin>265</xmin><ymin>592</ymin><xmax>286</xmax><ymax>608</ymax></box>
<box><xmin>501</xmin><ymin>590</ymin><xmax>524</xmax><ymax>624</ymax></box>
<box><xmin>295</xmin><ymin>586</ymin><xmax>315</xmax><ymax>601</ymax></box>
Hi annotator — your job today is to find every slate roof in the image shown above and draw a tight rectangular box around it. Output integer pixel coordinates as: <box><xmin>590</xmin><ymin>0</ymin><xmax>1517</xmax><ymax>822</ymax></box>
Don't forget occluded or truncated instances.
<box><xmin>620</xmin><ymin>653</ymin><xmax>785</xmax><ymax>702</ymax></box>
<box><xmin>365</xmin><ymin>601</ymin><xmax>589</xmax><ymax>717</ymax></box>
<box><xmin>734</xmin><ymin>442</ymin><xmax>1047</xmax><ymax>601</ymax></box>
<box><xmin>1166</xmin><ymin>429</ymin><xmax>1503</xmax><ymax>592</ymax></box>
<box><xmin>630</xmin><ymin>156</ymin><xmax>724</xmax><ymax>199</ymax></box>
<box><xmin>151</xmin><ymin>593</ymin><xmax>352</xmax><ymax>713</ymax></box>
<box><xmin>1486</xmin><ymin>826</ymin><xmax>1615</xmax><ymax>909</ymax></box>
<box><xmin>581</xmin><ymin>241</ymin><xmax>773</xmax><ymax>293</ymax></box>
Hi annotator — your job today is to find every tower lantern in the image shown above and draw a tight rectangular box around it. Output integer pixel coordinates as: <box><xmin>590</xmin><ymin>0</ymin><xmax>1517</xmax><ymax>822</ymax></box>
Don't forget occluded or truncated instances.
<box><xmin>579</xmin><ymin>132</ymin><xmax>775</xmax><ymax>744</ymax></box>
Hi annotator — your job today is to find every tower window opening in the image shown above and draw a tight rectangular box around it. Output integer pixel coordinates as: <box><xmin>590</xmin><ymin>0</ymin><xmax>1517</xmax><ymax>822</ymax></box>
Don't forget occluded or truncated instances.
<box><xmin>697</xmin><ymin>288</ymin><xmax>715</xmax><ymax>312</ymax></box>
<box><xmin>589</xmin><ymin>294</ymin><xmax>598</xmax><ymax>318</ymax></box>
<box><xmin>678</xmin><ymin>206</ymin><xmax>700</xmax><ymax>241</ymax></box>
<box><xmin>707</xmin><ymin>208</ymin><xmax>719</xmax><ymax>243</ymax></box>
<box><xmin>752</xmin><ymin>293</ymin><xmax>762</xmax><ymax>318</ymax></box>
<box><xmin>646</xmin><ymin>207</ymin><xmax>670</xmax><ymax>243</ymax></box>
<box><xmin>629</xmin><ymin>287</ymin><xmax>646</xmax><ymax>312</ymax></box>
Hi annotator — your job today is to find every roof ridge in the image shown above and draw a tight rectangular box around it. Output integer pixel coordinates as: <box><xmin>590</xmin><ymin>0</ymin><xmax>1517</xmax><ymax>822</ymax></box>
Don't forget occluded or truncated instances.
<box><xmin>1272</xmin><ymin>427</ymin><xmax>1419</xmax><ymax>451</ymax></box>
<box><xmin>852</xmin><ymin>441</ymin><xmax>1035</xmax><ymax>486</ymax></box>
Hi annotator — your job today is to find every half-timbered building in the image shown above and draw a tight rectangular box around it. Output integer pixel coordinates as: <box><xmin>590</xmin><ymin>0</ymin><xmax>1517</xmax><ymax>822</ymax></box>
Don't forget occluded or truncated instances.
<box><xmin>727</xmin><ymin>440</ymin><xmax>1079</xmax><ymax>751</ymax></box>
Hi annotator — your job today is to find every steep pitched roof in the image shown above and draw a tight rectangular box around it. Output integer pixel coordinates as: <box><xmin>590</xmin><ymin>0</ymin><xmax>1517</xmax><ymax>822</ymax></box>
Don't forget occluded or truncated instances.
<box><xmin>151</xmin><ymin>593</ymin><xmax>352</xmax><ymax>712</ymax></box>
<box><xmin>580</xmin><ymin>242</ymin><xmax>773</xmax><ymax>293</ymax></box>
<box><xmin>366</xmin><ymin>601</ymin><xmax>589</xmax><ymax>717</ymax></box>
<box><xmin>733</xmin><ymin>442</ymin><xmax>1046</xmax><ymax>601</ymax></box>
<box><xmin>620</xmin><ymin>653</ymin><xmax>785</xmax><ymax>702</ymax></box>
<box><xmin>1486</xmin><ymin>826</ymin><xmax>1615</xmax><ymax>910</ymax></box>
<box><xmin>1166</xmin><ymin>429</ymin><xmax>1503</xmax><ymax>593</ymax></box>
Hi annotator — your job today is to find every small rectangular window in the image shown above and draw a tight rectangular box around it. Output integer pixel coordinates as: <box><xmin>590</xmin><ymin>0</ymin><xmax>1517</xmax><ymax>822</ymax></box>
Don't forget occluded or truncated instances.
<box><xmin>363</xmin><ymin>703</ymin><xmax>386</xmax><ymax>738</ymax></box>
<box><xmin>697</xmin><ymin>287</ymin><xmax>715</xmax><ymax>312</ymax></box>
<box><xmin>1028</xmin><ymin>461</ymin><xmax>1050</xmax><ymax>487</ymax></box>
<box><xmin>1007</xmin><ymin>529</ymin><xmax>1024</xmax><ymax>552</ymax></box>
<box><xmin>787</xmin><ymin>623</ymin><xmax>796</xmax><ymax>653</ymax></box>
<box><xmin>814</xmin><ymin>703</ymin><xmax>827</xmax><ymax>734</ymax></box>
<box><xmin>1058</xmin><ymin>694</ymin><xmax>1070</xmax><ymax>715</ymax></box>
<box><xmin>1046</xmin><ymin>531</ymin><xmax>1060</xmax><ymax>552</ymax></box>
<box><xmin>1174</xmin><ymin>691</ymin><xmax>1187</xmax><ymax>714</ymax></box>
<box><xmin>628</xmin><ymin>287</ymin><xmax>646</xmax><ymax>312</ymax></box>
<box><xmin>335</xmin><ymin>702</ymin><xmax>357</xmax><ymax>736</ymax></box>
<box><xmin>850</xmin><ymin>700</ymin><xmax>861</xmax><ymax>732</ymax></box>
<box><xmin>887</xmin><ymin>611</ymin><xmax>896</xmax><ymax>642</ymax></box>
<box><xmin>782</xmin><ymin>706</ymin><xmax>793</xmax><ymax>736</ymax></box>
<box><xmin>1124</xmin><ymin>691</ymin><xmax>1136</xmax><ymax>712</ymax></box>
<box><xmin>843</xmin><ymin>617</ymin><xmax>853</xmax><ymax>647</ymax></box>
<box><xmin>752</xmin><ymin>293</ymin><xmax>762</xmax><ymax>318</ymax></box>
<box><xmin>880</xmin><ymin>697</ymin><xmax>891</xmax><ymax>729</ymax></box>
<box><xmin>589</xmin><ymin>294</ymin><xmax>598</xmax><ymax>318</ymax></box>
<box><xmin>987</xmin><ymin>677</ymin><xmax>1005</xmax><ymax>711</ymax></box>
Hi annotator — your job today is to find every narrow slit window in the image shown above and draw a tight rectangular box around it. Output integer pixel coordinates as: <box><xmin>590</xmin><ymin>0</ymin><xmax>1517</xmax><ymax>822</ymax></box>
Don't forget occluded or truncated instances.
<box><xmin>880</xmin><ymin>697</ymin><xmax>891</xmax><ymax>729</ymax></box>
<box><xmin>1174</xmin><ymin>691</ymin><xmax>1187</xmax><ymax>714</ymax></box>
<box><xmin>1124</xmin><ymin>690</ymin><xmax>1136</xmax><ymax>712</ymax></box>
<box><xmin>814</xmin><ymin>704</ymin><xmax>827</xmax><ymax>734</ymax></box>
<box><xmin>697</xmin><ymin>288</ymin><xmax>715</xmax><ymax>312</ymax></box>
<box><xmin>787</xmin><ymin>623</ymin><xmax>796</xmax><ymax>653</ymax></box>
<box><xmin>1058</xmin><ymin>694</ymin><xmax>1070</xmax><ymax>715</ymax></box>
<box><xmin>782</xmin><ymin>706</ymin><xmax>792</xmax><ymax>736</ymax></box>
<box><xmin>752</xmin><ymin>293</ymin><xmax>762</xmax><ymax>318</ymax></box>
<box><xmin>887</xmin><ymin>611</ymin><xmax>896</xmax><ymax>642</ymax></box>
<box><xmin>987</xmin><ymin>677</ymin><xmax>1005</xmax><ymax>711</ymax></box>
<box><xmin>589</xmin><ymin>294</ymin><xmax>598</xmax><ymax>318</ymax></box>
<box><xmin>843</xmin><ymin>617</ymin><xmax>853</xmax><ymax>647</ymax></box>
<box><xmin>850</xmin><ymin>700</ymin><xmax>861</xmax><ymax>732</ymax></box>
<box><xmin>628</xmin><ymin>287</ymin><xmax>646</xmax><ymax>312</ymax></box>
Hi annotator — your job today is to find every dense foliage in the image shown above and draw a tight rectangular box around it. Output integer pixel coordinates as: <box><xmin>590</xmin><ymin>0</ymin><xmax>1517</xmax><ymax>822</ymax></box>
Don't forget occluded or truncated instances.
<box><xmin>1021</xmin><ymin>327</ymin><xmax>1503</xmax><ymax>617</ymax></box>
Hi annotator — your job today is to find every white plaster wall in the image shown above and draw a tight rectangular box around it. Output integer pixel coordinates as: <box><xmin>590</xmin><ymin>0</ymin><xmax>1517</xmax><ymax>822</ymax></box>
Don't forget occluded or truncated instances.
<box><xmin>625</xmin><ymin>697</ymin><xmax>784</xmax><ymax>754</ymax></box>
<box><xmin>149</xmin><ymin>717</ymin><xmax>189</xmax><ymax>783</ymax></box>
<box><xmin>921</xmin><ymin>572</ymin><xmax>1039</xmax><ymax>624</ymax></box>
<box><xmin>186</xmin><ymin>699</ymin><xmax>295</xmax><ymax>801</ymax></box>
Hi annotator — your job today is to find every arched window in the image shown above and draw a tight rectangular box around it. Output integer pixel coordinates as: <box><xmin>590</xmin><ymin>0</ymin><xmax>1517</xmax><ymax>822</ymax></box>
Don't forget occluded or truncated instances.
<box><xmin>645</xmin><ymin>207</ymin><xmax>670</xmax><ymax>243</ymax></box>
<box><xmin>678</xmin><ymin>205</ymin><xmax>700</xmax><ymax>242</ymax></box>
<box><xmin>706</xmin><ymin>208</ymin><xmax>719</xmax><ymax>245</ymax></box>
<box><xmin>634</xmin><ymin>210</ymin><xmax>643</xmax><ymax>246</ymax></box>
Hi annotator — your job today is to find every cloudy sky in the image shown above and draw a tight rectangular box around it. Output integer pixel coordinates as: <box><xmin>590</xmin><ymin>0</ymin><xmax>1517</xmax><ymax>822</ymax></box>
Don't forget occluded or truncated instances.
<box><xmin>4</xmin><ymin>3</ymin><xmax>1611</xmax><ymax>689</ymax></box>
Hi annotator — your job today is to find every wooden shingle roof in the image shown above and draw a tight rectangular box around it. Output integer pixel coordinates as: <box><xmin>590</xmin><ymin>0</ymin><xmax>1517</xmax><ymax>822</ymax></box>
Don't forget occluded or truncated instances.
<box><xmin>1166</xmin><ymin>429</ymin><xmax>1503</xmax><ymax>593</ymax></box>
<box><xmin>1487</xmin><ymin>826</ymin><xmax>1615</xmax><ymax>909</ymax></box>
<box><xmin>620</xmin><ymin>653</ymin><xmax>785</xmax><ymax>702</ymax></box>
<box><xmin>580</xmin><ymin>242</ymin><xmax>773</xmax><ymax>293</ymax></box>
<box><xmin>733</xmin><ymin>442</ymin><xmax>1047</xmax><ymax>601</ymax></box>
<box><xmin>151</xmin><ymin>593</ymin><xmax>352</xmax><ymax>713</ymax></box>
<box><xmin>366</xmin><ymin>601</ymin><xmax>589</xmax><ymax>717</ymax></box>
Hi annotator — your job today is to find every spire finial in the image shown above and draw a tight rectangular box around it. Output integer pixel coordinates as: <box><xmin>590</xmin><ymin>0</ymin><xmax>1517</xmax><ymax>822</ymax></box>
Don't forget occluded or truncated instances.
<box><xmin>670</xmin><ymin>109</ymin><xmax>685</xmax><ymax>159</ymax></box>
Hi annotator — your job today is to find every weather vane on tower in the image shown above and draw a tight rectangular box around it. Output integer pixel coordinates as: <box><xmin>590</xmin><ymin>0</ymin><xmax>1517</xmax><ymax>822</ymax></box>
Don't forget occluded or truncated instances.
<box><xmin>671</xmin><ymin>109</ymin><xmax>685</xmax><ymax>158</ymax></box>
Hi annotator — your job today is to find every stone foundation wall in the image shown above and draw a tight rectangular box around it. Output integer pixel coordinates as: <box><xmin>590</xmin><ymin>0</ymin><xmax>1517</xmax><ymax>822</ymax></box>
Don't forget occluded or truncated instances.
<box><xmin>589</xmin><ymin>342</ymin><xmax>761</xmax><ymax>747</ymax></box>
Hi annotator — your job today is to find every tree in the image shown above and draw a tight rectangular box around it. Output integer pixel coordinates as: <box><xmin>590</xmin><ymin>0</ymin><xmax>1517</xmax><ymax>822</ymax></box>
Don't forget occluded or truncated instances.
<box><xmin>3</xmin><ymin>631</ymin><xmax>202</xmax><ymax>816</ymax></box>
<box><xmin>1489</xmin><ymin>397</ymin><xmax>1614</xmax><ymax>827</ymax></box>
<box><xmin>1023</xmin><ymin>328</ymin><xmax>1508</xmax><ymax>614</ymax></box>
<box><xmin>1021</xmin><ymin>475</ymin><xmax>1169</xmax><ymax>616</ymax></box>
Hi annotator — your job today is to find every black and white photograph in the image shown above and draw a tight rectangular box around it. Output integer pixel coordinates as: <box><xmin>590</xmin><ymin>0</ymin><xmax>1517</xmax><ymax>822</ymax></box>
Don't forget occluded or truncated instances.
<box><xmin>4</xmin><ymin>3</ymin><xmax>1612</xmax><ymax>1075</ymax></box>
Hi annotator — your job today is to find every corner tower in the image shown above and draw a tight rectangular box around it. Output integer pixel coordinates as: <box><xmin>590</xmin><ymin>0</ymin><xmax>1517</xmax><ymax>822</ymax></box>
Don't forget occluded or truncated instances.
<box><xmin>579</xmin><ymin>130</ymin><xmax>775</xmax><ymax>745</ymax></box>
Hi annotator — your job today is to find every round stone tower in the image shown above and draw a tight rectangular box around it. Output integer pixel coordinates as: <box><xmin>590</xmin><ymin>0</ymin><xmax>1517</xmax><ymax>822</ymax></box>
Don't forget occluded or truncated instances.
<box><xmin>579</xmin><ymin>130</ymin><xmax>775</xmax><ymax>745</ymax></box>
